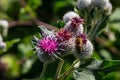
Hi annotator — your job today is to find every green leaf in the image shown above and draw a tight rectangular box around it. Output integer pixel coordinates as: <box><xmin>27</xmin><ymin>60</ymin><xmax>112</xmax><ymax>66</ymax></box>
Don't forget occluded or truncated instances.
<box><xmin>18</xmin><ymin>43</ymin><xmax>34</xmax><ymax>58</ymax></box>
<box><xmin>6</xmin><ymin>39</ymin><xmax>20</xmax><ymax>50</ymax></box>
<box><xmin>80</xmin><ymin>58</ymin><xmax>120</xmax><ymax>79</ymax></box>
<box><xmin>81</xmin><ymin>58</ymin><xmax>120</xmax><ymax>71</ymax></box>
<box><xmin>86</xmin><ymin>59</ymin><xmax>103</xmax><ymax>70</ymax></box>
<box><xmin>108</xmin><ymin>8</ymin><xmax>120</xmax><ymax>31</ymax></box>
<box><xmin>100</xmin><ymin>60</ymin><xmax>120</xmax><ymax>70</ymax></box>
<box><xmin>27</xmin><ymin>0</ymin><xmax>42</xmax><ymax>10</ymax></box>
<box><xmin>73</xmin><ymin>69</ymin><xmax>95</xmax><ymax>80</ymax></box>
<box><xmin>0</xmin><ymin>39</ymin><xmax>20</xmax><ymax>54</ymax></box>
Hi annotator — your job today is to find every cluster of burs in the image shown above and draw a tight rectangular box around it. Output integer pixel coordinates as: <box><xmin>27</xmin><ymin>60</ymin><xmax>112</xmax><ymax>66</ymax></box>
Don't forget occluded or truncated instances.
<box><xmin>77</xmin><ymin>0</ymin><xmax>112</xmax><ymax>15</ymax></box>
<box><xmin>0</xmin><ymin>20</ymin><xmax>9</xmax><ymax>51</ymax></box>
<box><xmin>32</xmin><ymin>0</ymin><xmax>112</xmax><ymax>63</ymax></box>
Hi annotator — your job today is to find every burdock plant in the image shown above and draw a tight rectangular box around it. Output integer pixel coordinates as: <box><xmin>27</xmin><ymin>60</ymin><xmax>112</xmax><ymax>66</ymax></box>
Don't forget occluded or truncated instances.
<box><xmin>31</xmin><ymin>0</ymin><xmax>114</xmax><ymax>80</ymax></box>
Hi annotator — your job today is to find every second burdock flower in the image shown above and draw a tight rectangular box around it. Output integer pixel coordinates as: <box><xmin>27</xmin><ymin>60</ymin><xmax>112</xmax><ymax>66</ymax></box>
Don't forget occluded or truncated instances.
<box><xmin>74</xmin><ymin>34</ymin><xmax>93</xmax><ymax>59</ymax></box>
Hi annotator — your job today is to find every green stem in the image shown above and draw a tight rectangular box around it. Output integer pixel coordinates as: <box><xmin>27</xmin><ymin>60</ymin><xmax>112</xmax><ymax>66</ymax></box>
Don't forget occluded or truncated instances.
<box><xmin>39</xmin><ymin>63</ymin><xmax>48</xmax><ymax>79</ymax></box>
<box><xmin>84</xmin><ymin>11</ymin><xmax>88</xmax><ymax>34</ymax></box>
<box><xmin>89</xmin><ymin>15</ymin><xmax>108</xmax><ymax>40</ymax></box>
<box><xmin>88</xmin><ymin>8</ymin><xmax>101</xmax><ymax>38</ymax></box>
<box><xmin>57</xmin><ymin>59</ymin><xmax>80</xmax><ymax>80</ymax></box>
<box><xmin>54</xmin><ymin>57</ymin><xmax>64</xmax><ymax>79</ymax></box>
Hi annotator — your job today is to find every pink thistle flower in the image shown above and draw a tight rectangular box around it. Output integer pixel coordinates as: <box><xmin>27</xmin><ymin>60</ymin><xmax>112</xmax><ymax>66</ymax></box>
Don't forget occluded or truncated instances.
<box><xmin>56</xmin><ymin>28</ymin><xmax>73</xmax><ymax>42</ymax></box>
<box><xmin>32</xmin><ymin>27</ymin><xmax>67</xmax><ymax>63</ymax></box>
<box><xmin>38</xmin><ymin>37</ymin><xmax>58</xmax><ymax>55</ymax></box>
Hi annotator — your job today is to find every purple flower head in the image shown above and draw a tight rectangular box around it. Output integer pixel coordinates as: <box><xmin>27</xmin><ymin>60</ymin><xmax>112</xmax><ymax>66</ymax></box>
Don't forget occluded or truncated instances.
<box><xmin>32</xmin><ymin>27</ymin><xmax>68</xmax><ymax>62</ymax></box>
<box><xmin>56</xmin><ymin>28</ymin><xmax>73</xmax><ymax>42</ymax></box>
<box><xmin>71</xmin><ymin>17</ymin><xmax>84</xmax><ymax>28</ymax></box>
<box><xmin>38</xmin><ymin>37</ymin><xmax>58</xmax><ymax>55</ymax></box>
<box><xmin>78</xmin><ymin>34</ymin><xmax>87</xmax><ymax>44</ymax></box>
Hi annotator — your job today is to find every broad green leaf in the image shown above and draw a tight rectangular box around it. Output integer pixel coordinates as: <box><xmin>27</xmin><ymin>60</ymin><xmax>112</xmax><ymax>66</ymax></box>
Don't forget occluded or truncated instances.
<box><xmin>73</xmin><ymin>69</ymin><xmax>95</xmax><ymax>80</ymax></box>
<box><xmin>100</xmin><ymin>60</ymin><xmax>120</xmax><ymax>70</ymax></box>
<box><xmin>100</xmin><ymin>49</ymin><xmax>112</xmax><ymax>60</ymax></box>
<box><xmin>86</xmin><ymin>59</ymin><xmax>102</xmax><ymax>70</ymax></box>
<box><xmin>103</xmin><ymin>71</ymin><xmax>120</xmax><ymax>80</ymax></box>
<box><xmin>0</xmin><ymin>39</ymin><xmax>20</xmax><ymax>54</ymax></box>
<box><xmin>109</xmin><ymin>8</ymin><xmax>120</xmax><ymax>30</ymax></box>
<box><xmin>6</xmin><ymin>39</ymin><xmax>20</xmax><ymax>51</ymax></box>
<box><xmin>18</xmin><ymin>43</ymin><xmax>33</xmax><ymax>58</ymax></box>
<box><xmin>81</xmin><ymin>58</ymin><xmax>120</xmax><ymax>71</ymax></box>
<box><xmin>77</xmin><ymin>58</ymin><xmax>120</xmax><ymax>80</ymax></box>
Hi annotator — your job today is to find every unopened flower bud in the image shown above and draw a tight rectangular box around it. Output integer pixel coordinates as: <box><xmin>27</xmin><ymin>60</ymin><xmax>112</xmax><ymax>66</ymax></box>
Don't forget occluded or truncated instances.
<box><xmin>63</xmin><ymin>11</ymin><xmax>80</xmax><ymax>23</ymax></box>
<box><xmin>103</xmin><ymin>3</ymin><xmax>112</xmax><ymax>15</ymax></box>
<box><xmin>0</xmin><ymin>42</ymin><xmax>6</xmax><ymax>51</ymax></box>
<box><xmin>94</xmin><ymin>0</ymin><xmax>112</xmax><ymax>15</ymax></box>
<box><xmin>77</xmin><ymin>0</ymin><xmax>92</xmax><ymax>10</ymax></box>
<box><xmin>0</xmin><ymin>34</ymin><xmax>3</xmax><ymax>42</ymax></box>
<box><xmin>0</xmin><ymin>20</ymin><xmax>9</xmax><ymax>37</ymax></box>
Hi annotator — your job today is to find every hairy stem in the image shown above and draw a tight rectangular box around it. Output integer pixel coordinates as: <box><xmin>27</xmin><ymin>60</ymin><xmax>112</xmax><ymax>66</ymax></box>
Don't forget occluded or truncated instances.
<box><xmin>55</xmin><ymin>57</ymin><xmax>64</xmax><ymax>79</ymax></box>
<box><xmin>57</xmin><ymin>59</ymin><xmax>80</xmax><ymax>80</ymax></box>
<box><xmin>39</xmin><ymin>63</ymin><xmax>48</xmax><ymax>79</ymax></box>
<box><xmin>89</xmin><ymin>15</ymin><xmax>108</xmax><ymax>40</ymax></box>
<box><xmin>84</xmin><ymin>11</ymin><xmax>88</xmax><ymax>34</ymax></box>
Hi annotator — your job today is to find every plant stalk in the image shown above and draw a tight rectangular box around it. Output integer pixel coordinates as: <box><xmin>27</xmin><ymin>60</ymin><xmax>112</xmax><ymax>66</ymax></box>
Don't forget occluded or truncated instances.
<box><xmin>57</xmin><ymin>59</ymin><xmax>80</xmax><ymax>80</ymax></box>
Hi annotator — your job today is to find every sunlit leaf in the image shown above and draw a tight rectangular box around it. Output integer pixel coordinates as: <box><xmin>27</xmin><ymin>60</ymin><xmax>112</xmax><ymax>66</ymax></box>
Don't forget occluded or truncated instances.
<box><xmin>73</xmin><ymin>69</ymin><xmax>95</xmax><ymax>80</ymax></box>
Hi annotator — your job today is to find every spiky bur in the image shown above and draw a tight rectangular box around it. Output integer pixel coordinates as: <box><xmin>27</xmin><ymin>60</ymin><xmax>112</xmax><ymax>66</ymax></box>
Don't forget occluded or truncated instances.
<box><xmin>0</xmin><ymin>42</ymin><xmax>6</xmax><ymax>51</ymax></box>
<box><xmin>0</xmin><ymin>20</ymin><xmax>9</xmax><ymax>37</ymax></box>
<box><xmin>56</xmin><ymin>28</ymin><xmax>73</xmax><ymax>42</ymax></box>
<box><xmin>74</xmin><ymin>34</ymin><xmax>93</xmax><ymax>59</ymax></box>
<box><xmin>77</xmin><ymin>0</ymin><xmax>92</xmax><ymax>10</ymax></box>
<box><xmin>32</xmin><ymin>27</ymin><xmax>66</xmax><ymax>63</ymax></box>
<box><xmin>63</xmin><ymin>11</ymin><xmax>80</xmax><ymax>23</ymax></box>
<box><xmin>93</xmin><ymin>0</ymin><xmax>112</xmax><ymax>15</ymax></box>
<box><xmin>66</xmin><ymin>34</ymin><xmax>93</xmax><ymax>59</ymax></box>
<box><xmin>64</xmin><ymin>17</ymin><xmax>84</xmax><ymax>36</ymax></box>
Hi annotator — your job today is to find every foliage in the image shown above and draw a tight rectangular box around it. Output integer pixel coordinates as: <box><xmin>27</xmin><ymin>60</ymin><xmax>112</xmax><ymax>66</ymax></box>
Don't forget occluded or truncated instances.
<box><xmin>0</xmin><ymin>0</ymin><xmax>120</xmax><ymax>80</ymax></box>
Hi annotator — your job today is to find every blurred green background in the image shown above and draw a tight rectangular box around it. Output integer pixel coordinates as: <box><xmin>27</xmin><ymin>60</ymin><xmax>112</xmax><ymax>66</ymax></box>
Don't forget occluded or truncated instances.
<box><xmin>0</xmin><ymin>0</ymin><xmax>120</xmax><ymax>80</ymax></box>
